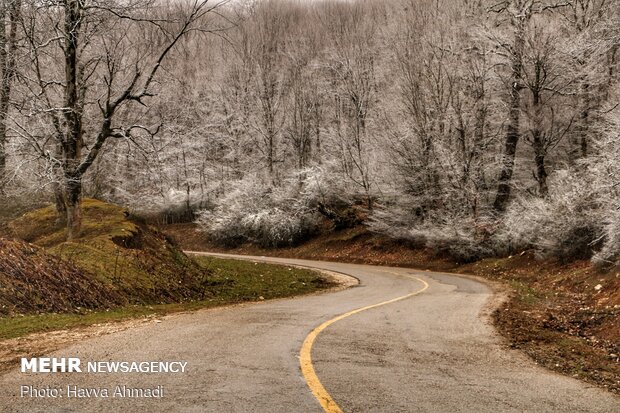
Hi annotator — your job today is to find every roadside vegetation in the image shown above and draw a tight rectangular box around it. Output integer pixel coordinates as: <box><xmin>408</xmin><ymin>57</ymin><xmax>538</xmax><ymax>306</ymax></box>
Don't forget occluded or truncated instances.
<box><xmin>0</xmin><ymin>256</ymin><xmax>331</xmax><ymax>341</ymax></box>
<box><xmin>0</xmin><ymin>200</ymin><xmax>334</xmax><ymax>343</ymax></box>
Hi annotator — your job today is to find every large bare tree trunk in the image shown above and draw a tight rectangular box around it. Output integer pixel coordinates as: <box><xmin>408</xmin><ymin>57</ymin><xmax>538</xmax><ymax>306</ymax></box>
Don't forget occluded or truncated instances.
<box><xmin>0</xmin><ymin>4</ymin><xmax>6</xmax><ymax>182</ymax></box>
<box><xmin>65</xmin><ymin>177</ymin><xmax>82</xmax><ymax>240</ymax></box>
<box><xmin>62</xmin><ymin>0</ymin><xmax>83</xmax><ymax>238</ymax></box>
<box><xmin>53</xmin><ymin>181</ymin><xmax>67</xmax><ymax>221</ymax></box>
<box><xmin>0</xmin><ymin>0</ymin><xmax>20</xmax><ymax>187</ymax></box>
<box><xmin>530</xmin><ymin>60</ymin><xmax>548</xmax><ymax>197</ymax></box>
<box><xmin>493</xmin><ymin>16</ymin><xmax>525</xmax><ymax>213</ymax></box>
<box><xmin>532</xmin><ymin>132</ymin><xmax>549</xmax><ymax>196</ymax></box>
<box><xmin>52</xmin><ymin>141</ymin><xmax>67</xmax><ymax>220</ymax></box>
<box><xmin>576</xmin><ymin>82</ymin><xmax>590</xmax><ymax>159</ymax></box>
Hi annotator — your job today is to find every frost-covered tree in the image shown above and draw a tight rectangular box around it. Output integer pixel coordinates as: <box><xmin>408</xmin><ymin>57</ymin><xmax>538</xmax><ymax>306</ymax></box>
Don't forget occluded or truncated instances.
<box><xmin>14</xmin><ymin>0</ymin><xmax>229</xmax><ymax>239</ymax></box>
<box><xmin>4</xmin><ymin>0</ymin><xmax>620</xmax><ymax>264</ymax></box>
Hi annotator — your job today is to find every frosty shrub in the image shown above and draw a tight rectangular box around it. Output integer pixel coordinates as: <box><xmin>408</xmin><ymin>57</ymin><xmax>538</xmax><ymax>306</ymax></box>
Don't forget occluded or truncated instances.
<box><xmin>196</xmin><ymin>174</ymin><xmax>321</xmax><ymax>248</ymax></box>
<box><xmin>367</xmin><ymin>205</ymin><xmax>427</xmax><ymax>247</ymax></box>
<box><xmin>593</xmin><ymin>210</ymin><xmax>620</xmax><ymax>268</ymax></box>
<box><xmin>299</xmin><ymin>166</ymin><xmax>349</xmax><ymax>207</ymax></box>
<box><xmin>238</xmin><ymin>207</ymin><xmax>317</xmax><ymax>248</ymax></box>
<box><xmin>499</xmin><ymin>170</ymin><xmax>604</xmax><ymax>261</ymax></box>
<box><xmin>368</xmin><ymin>201</ymin><xmax>496</xmax><ymax>262</ymax></box>
<box><xmin>496</xmin><ymin>195</ymin><xmax>555</xmax><ymax>255</ymax></box>
<box><xmin>300</xmin><ymin>166</ymin><xmax>361</xmax><ymax>229</ymax></box>
<box><xmin>415</xmin><ymin>217</ymin><xmax>496</xmax><ymax>263</ymax></box>
<box><xmin>589</xmin><ymin>121</ymin><xmax>620</xmax><ymax>267</ymax></box>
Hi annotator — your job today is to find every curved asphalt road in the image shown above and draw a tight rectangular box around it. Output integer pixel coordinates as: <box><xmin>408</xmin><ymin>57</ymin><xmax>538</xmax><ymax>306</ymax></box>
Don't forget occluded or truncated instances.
<box><xmin>0</xmin><ymin>253</ymin><xmax>618</xmax><ymax>412</ymax></box>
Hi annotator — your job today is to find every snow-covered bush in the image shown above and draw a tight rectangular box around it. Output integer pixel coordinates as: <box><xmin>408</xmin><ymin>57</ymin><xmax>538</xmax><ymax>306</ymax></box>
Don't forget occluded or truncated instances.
<box><xmin>239</xmin><ymin>207</ymin><xmax>317</xmax><ymax>248</ymax></box>
<box><xmin>296</xmin><ymin>166</ymin><xmax>362</xmax><ymax>229</ymax></box>
<box><xmin>419</xmin><ymin>216</ymin><xmax>498</xmax><ymax>263</ymax></box>
<box><xmin>196</xmin><ymin>173</ymin><xmax>322</xmax><ymax>248</ymax></box>
<box><xmin>593</xmin><ymin>210</ymin><xmax>620</xmax><ymax>267</ymax></box>
<box><xmin>588</xmin><ymin>116</ymin><xmax>620</xmax><ymax>267</ymax></box>
<box><xmin>498</xmin><ymin>170</ymin><xmax>604</xmax><ymax>261</ymax></box>
<box><xmin>367</xmin><ymin>205</ymin><xmax>426</xmax><ymax>246</ymax></box>
<box><xmin>368</xmin><ymin>198</ymin><xmax>497</xmax><ymax>262</ymax></box>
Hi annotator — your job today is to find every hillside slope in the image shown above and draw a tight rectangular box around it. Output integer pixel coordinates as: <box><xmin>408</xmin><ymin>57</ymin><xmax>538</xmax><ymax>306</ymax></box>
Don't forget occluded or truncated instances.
<box><xmin>9</xmin><ymin>199</ymin><xmax>211</xmax><ymax>305</ymax></box>
<box><xmin>0</xmin><ymin>238</ymin><xmax>122</xmax><ymax>315</ymax></box>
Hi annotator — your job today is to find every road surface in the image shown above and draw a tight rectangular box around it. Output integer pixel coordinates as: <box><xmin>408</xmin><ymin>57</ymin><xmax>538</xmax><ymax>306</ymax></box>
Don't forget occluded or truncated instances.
<box><xmin>0</xmin><ymin>254</ymin><xmax>618</xmax><ymax>412</ymax></box>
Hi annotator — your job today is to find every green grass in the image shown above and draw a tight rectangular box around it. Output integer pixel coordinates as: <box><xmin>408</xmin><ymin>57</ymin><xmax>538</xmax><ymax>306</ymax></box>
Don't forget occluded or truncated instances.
<box><xmin>0</xmin><ymin>256</ymin><xmax>333</xmax><ymax>340</ymax></box>
<box><xmin>9</xmin><ymin>199</ymin><xmax>137</xmax><ymax>247</ymax></box>
<box><xmin>194</xmin><ymin>256</ymin><xmax>332</xmax><ymax>300</ymax></box>
<box><xmin>510</xmin><ymin>279</ymin><xmax>541</xmax><ymax>305</ymax></box>
<box><xmin>8</xmin><ymin>199</ymin><xmax>211</xmax><ymax>304</ymax></box>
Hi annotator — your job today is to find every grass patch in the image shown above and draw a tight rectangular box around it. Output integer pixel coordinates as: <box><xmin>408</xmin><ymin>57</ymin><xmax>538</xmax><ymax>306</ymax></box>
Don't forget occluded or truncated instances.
<box><xmin>193</xmin><ymin>255</ymin><xmax>333</xmax><ymax>301</ymax></box>
<box><xmin>8</xmin><ymin>199</ymin><xmax>210</xmax><ymax>305</ymax></box>
<box><xmin>509</xmin><ymin>280</ymin><xmax>541</xmax><ymax>305</ymax></box>
<box><xmin>9</xmin><ymin>199</ymin><xmax>136</xmax><ymax>247</ymax></box>
<box><xmin>0</xmin><ymin>256</ymin><xmax>333</xmax><ymax>340</ymax></box>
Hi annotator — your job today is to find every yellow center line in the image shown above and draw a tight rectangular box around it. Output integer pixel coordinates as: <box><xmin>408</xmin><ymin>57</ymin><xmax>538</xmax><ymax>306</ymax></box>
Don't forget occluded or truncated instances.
<box><xmin>299</xmin><ymin>270</ymin><xmax>430</xmax><ymax>413</ymax></box>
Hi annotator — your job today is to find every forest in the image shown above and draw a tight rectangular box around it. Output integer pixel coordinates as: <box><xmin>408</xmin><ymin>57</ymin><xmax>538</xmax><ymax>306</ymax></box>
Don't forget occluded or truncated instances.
<box><xmin>1</xmin><ymin>0</ymin><xmax>619</xmax><ymax>265</ymax></box>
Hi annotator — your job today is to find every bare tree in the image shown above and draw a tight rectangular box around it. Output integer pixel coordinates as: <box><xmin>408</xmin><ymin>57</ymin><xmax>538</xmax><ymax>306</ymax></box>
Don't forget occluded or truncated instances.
<box><xmin>321</xmin><ymin>0</ymin><xmax>380</xmax><ymax>209</ymax></box>
<box><xmin>488</xmin><ymin>0</ymin><xmax>569</xmax><ymax>212</ymax></box>
<box><xmin>0</xmin><ymin>0</ymin><xmax>20</xmax><ymax>186</ymax></box>
<box><xmin>250</xmin><ymin>0</ymin><xmax>292</xmax><ymax>178</ymax></box>
<box><xmin>17</xmin><ymin>0</ymin><xmax>229</xmax><ymax>239</ymax></box>
<box><xmin>392</xmin><ymin>1</ymin><xmax>445</xmax><ymax>206</ymax></box>
<box><xmin>285</xmin><ymin>8</ymin><xmax>322</xmax><ymax>170</ymax></box>
<box><xmin>560</xmin><ymin>0</ymin><xmax>614</xmax><ymax>160</ymax></box>
<box><xmin>521</xmin><ymin>29</ymin><xmax>575</xmax><ymax>195</ymax></box>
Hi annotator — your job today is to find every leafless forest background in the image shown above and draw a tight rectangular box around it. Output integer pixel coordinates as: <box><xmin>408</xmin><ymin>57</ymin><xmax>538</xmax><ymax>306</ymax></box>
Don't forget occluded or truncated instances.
<box><xmin>1</xmin><ymin>0</ymin><xmax>620</xmax><ymax>264</ymax></box>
